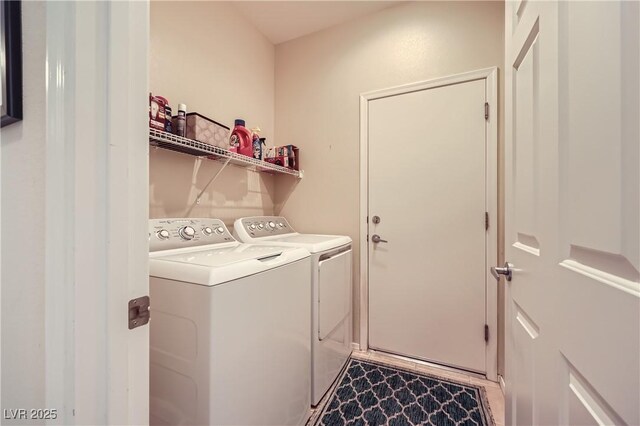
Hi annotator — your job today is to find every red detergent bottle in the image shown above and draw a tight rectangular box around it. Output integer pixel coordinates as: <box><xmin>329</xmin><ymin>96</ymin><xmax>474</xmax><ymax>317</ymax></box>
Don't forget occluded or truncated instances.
<box><xmin>229</xmin><ymin>119</ymin><xmax>253</xmax><ymax>157</ymax></box>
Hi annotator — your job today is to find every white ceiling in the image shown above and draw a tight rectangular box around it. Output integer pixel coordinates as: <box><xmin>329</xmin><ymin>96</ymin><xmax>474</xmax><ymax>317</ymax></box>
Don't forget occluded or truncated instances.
<box><xmin>232</xmin><ymin>1</ymin><xmax>401</xmax><ymax>45</ymax></box>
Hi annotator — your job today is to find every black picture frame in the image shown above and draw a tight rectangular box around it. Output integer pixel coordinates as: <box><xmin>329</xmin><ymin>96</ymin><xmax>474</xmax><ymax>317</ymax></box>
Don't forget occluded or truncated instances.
<box><xmin>1</xmin><ymin>0</ymin><xmax>23</xmax><ymax>128</ymax></box>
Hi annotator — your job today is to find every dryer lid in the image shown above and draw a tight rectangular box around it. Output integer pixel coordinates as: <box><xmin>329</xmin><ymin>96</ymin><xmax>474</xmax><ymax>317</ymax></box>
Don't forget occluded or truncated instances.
<box><xmin>243</xmin><ymin>234</ymin><xmax>352</xmax><ymax>254</ymax></box>
<box><xmin>233</xmin><ymin>216</ymin><xmax>351</xmax><ymax>253</ymax></box>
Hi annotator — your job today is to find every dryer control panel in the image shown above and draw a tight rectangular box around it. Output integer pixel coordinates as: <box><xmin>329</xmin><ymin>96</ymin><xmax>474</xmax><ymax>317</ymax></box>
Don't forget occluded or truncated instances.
<box><xmin>149</xmin><ymin>218</ymin><xmax>236</xmax><ymax>252</ymax></box>
<box><xmin>236</xmin><ymin>216</ymin><xmax>294</xmax><ymax>239</ymax></box>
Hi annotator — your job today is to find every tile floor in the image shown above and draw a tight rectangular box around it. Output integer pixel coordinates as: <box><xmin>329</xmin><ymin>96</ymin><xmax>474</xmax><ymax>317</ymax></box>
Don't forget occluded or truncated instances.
<box><xmin>309</xmin><ymin>350</ymin><xmax>505</xmax><ymax>426</ymax></box>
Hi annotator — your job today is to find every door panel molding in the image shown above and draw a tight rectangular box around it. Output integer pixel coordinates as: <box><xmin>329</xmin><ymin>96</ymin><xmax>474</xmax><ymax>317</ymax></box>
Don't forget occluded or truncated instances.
<box><xmin>359</xmin><ymin>67</ymin><xmax>499</xmax><ymax>381</ymax></box>
<box><xmin>563</xmin><ymin>355</ymin><xmax>625</xmax><ymax>426</ymax></box>
<box><xmin>561</xmin><ymin>243</ymin><xmax>640</xmax><ymax>297</ymax></box>
<box><xmin>513</xmin><ymin>301</ymin><xmax>539</xmax><ymax>340</ymax></box>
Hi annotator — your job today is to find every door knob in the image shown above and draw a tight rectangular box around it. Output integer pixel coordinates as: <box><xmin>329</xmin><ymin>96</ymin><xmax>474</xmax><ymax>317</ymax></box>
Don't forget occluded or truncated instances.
<box><xmin>491</xmin><ymin>262</ymin><xmax>514</xmax><ymax>281</ymax></box>
<box><xmin>371</xmin><ymin>234</ymin><xmax>388</xmax><ymax>243</ymax></box>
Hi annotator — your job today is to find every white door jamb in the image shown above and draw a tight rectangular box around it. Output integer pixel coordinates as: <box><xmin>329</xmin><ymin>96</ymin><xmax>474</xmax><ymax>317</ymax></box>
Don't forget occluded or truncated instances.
<box><xmin>44</xmin><ymin>2</ymin><xmax>149</xmax><ymax>424</ymax></box>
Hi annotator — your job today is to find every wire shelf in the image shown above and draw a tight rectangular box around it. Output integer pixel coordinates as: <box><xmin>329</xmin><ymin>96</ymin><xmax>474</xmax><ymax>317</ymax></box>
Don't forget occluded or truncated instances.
<box><xmin>149</xmin><ymin>128</ymin><xmax>302</xmax><ymax>178</ymax></box>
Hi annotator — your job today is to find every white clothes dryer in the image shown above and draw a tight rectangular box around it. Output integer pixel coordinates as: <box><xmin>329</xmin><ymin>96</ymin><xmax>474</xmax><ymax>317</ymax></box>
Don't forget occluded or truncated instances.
<box><xmin>149</xmin><ymin>218</ymin><xmax>311</xmax><ymax>425</ymax></box>
<box><xmin>233</xmin><ymin>216</ymin><xmax>352</xmax><ymax>406</ymax></box>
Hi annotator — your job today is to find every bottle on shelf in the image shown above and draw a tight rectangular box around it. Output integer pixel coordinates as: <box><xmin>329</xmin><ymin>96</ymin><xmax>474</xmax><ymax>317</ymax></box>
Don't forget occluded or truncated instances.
<box><xmin>251</xmin><ymin>127</ymin><xmax>265</xmax><ymax>160</ymax></box>
<box><xmin>175</xmin><ymin>103</ymin><xmax>187</xmax><ymax>137</ymax></box>
<box><xmin>229</xmin><ymin>119</ymin><xmax>253</xmax><ymax>157</ymax></box>
<box><xmin>164</xmin><ymin>102</ymin><xmax>173</xmax><ymax>133</ymax></box>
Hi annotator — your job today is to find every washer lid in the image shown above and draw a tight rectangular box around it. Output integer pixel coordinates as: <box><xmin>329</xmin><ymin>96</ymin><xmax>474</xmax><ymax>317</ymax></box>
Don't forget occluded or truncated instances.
<box><xmin>251</xmin><ymin>234</ymin><xmax>352</xmax><ymax>254</ymax></box>
<box><xmin>150</xmin><ymin>244</ymin><xmax>310</xmax><ymax>286</ymax></box>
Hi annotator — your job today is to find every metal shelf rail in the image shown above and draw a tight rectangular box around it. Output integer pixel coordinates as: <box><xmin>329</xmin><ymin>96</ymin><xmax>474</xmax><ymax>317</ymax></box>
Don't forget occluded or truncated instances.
<box><xmin>149</xmin><ymin>128</ymin><xmax>303</xmax><ymax>178</ymax></box>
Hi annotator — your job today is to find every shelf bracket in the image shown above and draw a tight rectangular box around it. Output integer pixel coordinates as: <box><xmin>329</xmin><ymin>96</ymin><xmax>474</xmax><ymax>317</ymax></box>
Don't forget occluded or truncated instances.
<box><xmin>195</xmin><ymin>158</ymin><xmax>231</xmax><ymax>205</ymax></box>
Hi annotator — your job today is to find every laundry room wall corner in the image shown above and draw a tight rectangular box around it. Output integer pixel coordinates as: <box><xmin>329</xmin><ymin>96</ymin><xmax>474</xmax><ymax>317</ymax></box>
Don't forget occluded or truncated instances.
<box><xmin>149</xmin><ymin>1</ymin><xmax>277</xmax><ymax>226</ymax></box>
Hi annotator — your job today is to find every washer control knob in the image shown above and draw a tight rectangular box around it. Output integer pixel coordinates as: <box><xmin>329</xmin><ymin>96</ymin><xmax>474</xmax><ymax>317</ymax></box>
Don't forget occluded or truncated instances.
<box><xmin>268</xmin><ymin>221</ymin><xmax>276</xmax><ymax>229</ymax></box>
<box><xmin>258</xmin><ymin>223</ymin><xmax>264</xmax><ymax>230</ymax></box>
<box><xmin>202</xmin><ymin>227</ymin><xmax>213</xmax><ymax>236</ymax></box>
<box><xmin>278</xmin><ymin>222</ymin><xmax>284</xmax><ymax>228</ymax></box>
<box><xmin>216</xmin><ymin>227</ymin><xmax>225</xmax><ymax>234</ymax></box>
<box><xmin>249</xmin><ymin>224</ymin><xmax>256</xmax><ymax>231</ymax></box>
<box><xmin>179</xmin><ymin>226</ymin><xmax>196</xmax><ymax>240</ymax></box>
<box><xmin>157</xmin><ymin>229</ymin><xmax>170</xmax><ymax>240</ymax></box>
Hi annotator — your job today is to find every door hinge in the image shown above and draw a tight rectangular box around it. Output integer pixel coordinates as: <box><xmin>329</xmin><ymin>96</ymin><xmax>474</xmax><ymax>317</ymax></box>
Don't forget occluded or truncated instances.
<box><xmin>484</xmin><ymin>324</ymin><xmax>489</xmax><ymax>342</ymax></box>
<box><xmin>484</xmin><ymin>102</ymin><xmax>489</xmax><ymax>120</ymax></box>
<box><xmin>485</xmin><ymin>212</ymin><xmax>489</xmax><ymax>230</ymax></box>
<box><xmin>129</xmin><ymin>296</ymin><xmax>150</xmax><ymax>330</ymax></box>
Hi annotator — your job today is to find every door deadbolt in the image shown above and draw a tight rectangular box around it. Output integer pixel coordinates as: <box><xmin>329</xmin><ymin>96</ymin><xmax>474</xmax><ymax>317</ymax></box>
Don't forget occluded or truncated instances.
<box><xmin>372</xmin><ymin>216</ymin><xmax>381</xmax><ymax>224</ymax></box>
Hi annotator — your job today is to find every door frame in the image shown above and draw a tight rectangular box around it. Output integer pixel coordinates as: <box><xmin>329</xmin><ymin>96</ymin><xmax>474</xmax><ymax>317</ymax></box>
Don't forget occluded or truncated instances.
<box><xmin>44</xmin><ymin>2</ymin><xmax>149</xmax><ymax>424</ymax></box>
<box><xmin>358</xmin><ymin>67</ymin><xmax>499</xmax><ymax>381</ymax></box>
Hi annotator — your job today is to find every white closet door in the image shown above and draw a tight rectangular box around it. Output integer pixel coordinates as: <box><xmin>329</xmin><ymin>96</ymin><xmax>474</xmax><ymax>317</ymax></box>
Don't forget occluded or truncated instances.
<box><xmin>504</xmin><ymin>1</ymin><xmax>639</xmax><ymax>424</ymax></box>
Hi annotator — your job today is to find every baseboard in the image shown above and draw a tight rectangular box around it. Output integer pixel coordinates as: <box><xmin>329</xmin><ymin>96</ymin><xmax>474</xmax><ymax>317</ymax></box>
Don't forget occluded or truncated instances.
<box><xmin>354</xmin><ymin>344</ymin><xmax>497</xmax><ymax>384</ymax></box>
<box><xmin>499</xmin><ymin>375</ymin><xmax>506</xmax><ymax>395</ymax></box>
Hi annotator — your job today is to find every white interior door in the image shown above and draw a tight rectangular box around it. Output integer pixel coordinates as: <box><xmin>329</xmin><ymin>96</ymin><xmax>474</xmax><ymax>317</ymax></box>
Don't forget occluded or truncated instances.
<box><xmin>504</xmin><ymin>1</ymin><xmax>639</xmax><ymax>425</ymax></box>
<box><xmin>367</xmin><ymin>72</ymin><xmax>496</xmax><ymax>375</ymax></box>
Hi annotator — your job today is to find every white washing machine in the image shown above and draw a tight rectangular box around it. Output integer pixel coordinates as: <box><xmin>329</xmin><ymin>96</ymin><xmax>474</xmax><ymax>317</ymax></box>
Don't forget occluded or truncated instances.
<box><xmin>233</xmin><ymin>216</ymin><xmax>352</xmax><ymax>406</ymax></box>
<box><xmin>149</xmin><ymin>218</ymin><xmax>311</xmax><ymax>426</ymax></box>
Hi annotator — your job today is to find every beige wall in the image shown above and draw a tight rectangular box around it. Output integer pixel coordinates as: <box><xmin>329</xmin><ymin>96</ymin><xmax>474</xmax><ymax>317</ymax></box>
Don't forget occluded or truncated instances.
<box><xmin>150</xmin><ymin>1</ymin><xmax>277</xmax><ymax>225</ymax></box>
<box><xmin>274</xmin><ymin>1</ymin><xmax>505</xmax><ymax>373</ymax></box>
<box><xmin>1</xmin><ymin>1</ymin><xmax>47</xmax><ymax>418</ymax></box>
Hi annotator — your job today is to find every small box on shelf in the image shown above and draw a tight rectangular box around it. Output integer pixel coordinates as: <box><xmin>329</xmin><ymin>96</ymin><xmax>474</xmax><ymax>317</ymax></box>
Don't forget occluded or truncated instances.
<box><xmin>149</xmin><ymin>94</ymin><xmax>170</xmax><ymax>131</ymax></box>
<box><xmin>179</xmin><ymin>112</ymin><xmax>231</xmax><ymax>149</ymax></box>
<box><xmin>264</xmin><ymin>145</ymin><xmax>300</xmax><ymax>171</ymax></box>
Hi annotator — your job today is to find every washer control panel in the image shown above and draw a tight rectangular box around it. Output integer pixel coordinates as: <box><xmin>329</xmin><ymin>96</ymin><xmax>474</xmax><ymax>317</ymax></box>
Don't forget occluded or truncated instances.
<box><xmin>149</xmin><ymin>218</ymin><xmax>235</xmax><ymax>252</ymax></box>
<box><xmin>238</xmin><ymin>216</ymin><xmax>294</xmax><ymax>239</ymax></box>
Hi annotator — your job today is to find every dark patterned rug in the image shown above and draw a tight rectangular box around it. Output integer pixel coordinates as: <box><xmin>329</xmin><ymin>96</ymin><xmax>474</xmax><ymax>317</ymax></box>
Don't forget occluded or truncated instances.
<box><xmin>315</xmin><ymin>358</ymin><xmax>494</xmax><ymax>426</ymax></box>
